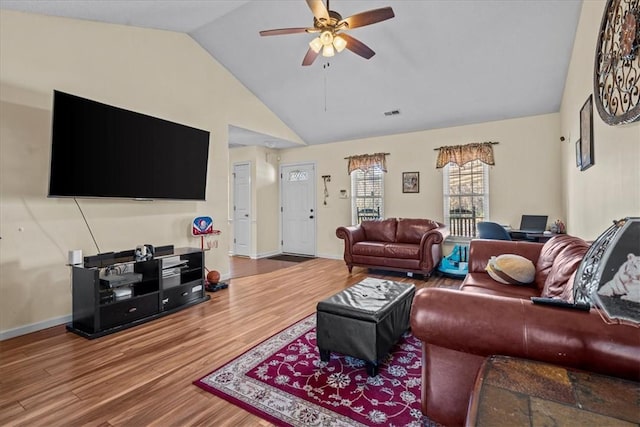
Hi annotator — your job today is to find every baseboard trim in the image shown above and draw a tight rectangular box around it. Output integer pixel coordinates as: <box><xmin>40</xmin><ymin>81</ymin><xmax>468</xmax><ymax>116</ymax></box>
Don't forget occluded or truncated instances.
<box><xmin>255</xmin><ymin>251</ymin><xmax>280</xmax><ymax>259</ymax></box>
<box><xmin>316</xmin><ymin>253</ymin><xmax>342</xmax><ymax>260</ymax></box>
<box><xmin>1</xmin><ymin>314</ymin><xmax>72</xmax><ymax>341</ymax></box>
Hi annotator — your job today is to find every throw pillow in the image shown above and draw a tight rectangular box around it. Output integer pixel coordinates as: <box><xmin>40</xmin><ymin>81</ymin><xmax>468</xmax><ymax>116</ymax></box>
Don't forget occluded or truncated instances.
<box><xmin>486</xmin><ymin>254</ymin><xmax>536</xmax><ymax>285</ymax></box>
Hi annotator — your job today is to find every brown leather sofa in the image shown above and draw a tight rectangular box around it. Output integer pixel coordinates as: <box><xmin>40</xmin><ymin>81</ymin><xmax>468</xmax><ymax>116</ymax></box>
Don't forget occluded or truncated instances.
<box><xmin>410</xmin><ymin>236</ymin><xmax>640</xmax><ymax>427</ymax></box>
<box><xmin>336</xmin><ymin>218</ymin><xmax>449</xmax><ymax>277</ymax></box>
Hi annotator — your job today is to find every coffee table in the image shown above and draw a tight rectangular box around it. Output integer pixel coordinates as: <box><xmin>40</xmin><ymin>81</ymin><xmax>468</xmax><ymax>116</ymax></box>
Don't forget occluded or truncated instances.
<box><xmin>316</xmin><ymin>277</ymin><xmax>415</xmax><ymax>376</ymax></box>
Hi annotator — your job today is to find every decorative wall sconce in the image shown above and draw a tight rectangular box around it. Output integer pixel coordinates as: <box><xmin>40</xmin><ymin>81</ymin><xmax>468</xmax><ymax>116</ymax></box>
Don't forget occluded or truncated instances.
<box><xmin>322</xmin><ymin>175</ymin><xmax>331</xmax><ymax>205</ymax></box>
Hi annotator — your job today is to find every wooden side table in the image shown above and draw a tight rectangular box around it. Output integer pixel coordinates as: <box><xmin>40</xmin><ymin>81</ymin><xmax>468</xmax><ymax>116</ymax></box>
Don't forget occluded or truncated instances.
<box><xmin>466</xmin><ymin>355</ymin><xmax>640</xmax><ymax>426</ymax></box>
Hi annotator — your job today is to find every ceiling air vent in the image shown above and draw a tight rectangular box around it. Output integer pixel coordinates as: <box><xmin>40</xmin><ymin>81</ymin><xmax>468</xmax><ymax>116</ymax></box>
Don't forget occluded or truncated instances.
<box><xmin>384</xmin><ymin>109</ymin><xmax>400</xmax><ymax>116</ymax></box>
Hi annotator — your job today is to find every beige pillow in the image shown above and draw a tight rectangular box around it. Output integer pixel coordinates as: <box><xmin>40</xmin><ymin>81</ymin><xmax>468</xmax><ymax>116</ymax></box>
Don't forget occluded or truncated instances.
<box><xmin>486</xmin><ymin>254</ymin><xmax>536</xmax><ymax>285</ymax></box>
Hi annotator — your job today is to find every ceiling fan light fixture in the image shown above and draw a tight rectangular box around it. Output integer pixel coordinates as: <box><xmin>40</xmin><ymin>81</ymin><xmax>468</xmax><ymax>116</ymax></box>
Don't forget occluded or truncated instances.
<box><xmin>333</xmin><ymin>35</ymin><xmax>347</xmax><ymax>52</ymax></box>
<box><xmin>259</xmin><ymin>2</ymin><xmax>395</xmax><ymax>66</ymax></box>
<box><xmin>322</xmin><ymin>44</ymin><xmax>335</xmax><ymax>57</ymax></box>
<box><xmin>320</xmin><ymin>30</ymin><xmax>334</xmax><ymax>45</ymax></box>
<box><xmin>309</xmin><ymin>37</ymin><xmax>323</xmax><ymax>53</ymax></box>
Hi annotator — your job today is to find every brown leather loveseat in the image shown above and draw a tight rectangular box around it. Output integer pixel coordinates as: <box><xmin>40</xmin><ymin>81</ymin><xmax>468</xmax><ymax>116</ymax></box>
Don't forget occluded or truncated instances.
<box><xmin>336</xmin><ymin>218</ymin><xmax>449</xmax><ymax>277</ymax></box>
<box><xmin>410</xmin><ymin>235</ymin><xmax>640</xmax><ymax>426</ymax></box>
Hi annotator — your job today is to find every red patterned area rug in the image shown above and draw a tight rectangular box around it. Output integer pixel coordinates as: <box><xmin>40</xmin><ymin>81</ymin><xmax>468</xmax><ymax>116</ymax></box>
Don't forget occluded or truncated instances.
<box><xmin>194</xmin><ymin>314</ymin><xmax>425</xmax><ymax>426</ymax></box>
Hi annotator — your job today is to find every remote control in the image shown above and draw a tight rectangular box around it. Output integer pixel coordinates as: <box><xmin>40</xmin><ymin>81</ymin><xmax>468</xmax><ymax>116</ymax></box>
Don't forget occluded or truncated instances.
<box><xmin>530</xmin><ymin>297</ymin><xmax>591</xmax><ymax>311</ymax></box>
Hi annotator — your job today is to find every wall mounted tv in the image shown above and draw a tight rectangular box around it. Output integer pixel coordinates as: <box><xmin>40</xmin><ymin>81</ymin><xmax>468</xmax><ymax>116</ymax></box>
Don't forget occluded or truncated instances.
<box><xmin>48</xmin><ymin>90</ymin><xmax>210</xmax><ymax>201</ymax></box>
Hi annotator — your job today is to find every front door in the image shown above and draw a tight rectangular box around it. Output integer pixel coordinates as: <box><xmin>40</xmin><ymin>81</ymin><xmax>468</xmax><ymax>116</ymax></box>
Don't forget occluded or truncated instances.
<box><xmin>280</xmin><ymin>163</ymin><xmax>316</xmax><ymax>256</ymax></box>
<box><xmin>233</xmin><ymin>162</ymin><xmax>251</xmax><ymax>257</ymax></box>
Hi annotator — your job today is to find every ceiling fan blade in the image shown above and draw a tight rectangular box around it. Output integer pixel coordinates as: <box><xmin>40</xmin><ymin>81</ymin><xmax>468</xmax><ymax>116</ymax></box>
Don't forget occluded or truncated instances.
<box><xmin>259</xmin><ymin>27</ymin><xmax>311</xmax><ymax>36</ymax></box>
<box><xmin>340</xmin><ymin>7</ymin><xmax>395</xmax><ymax>29</ymax></box>
<box><xmin>302</xmin><ymin>47</ymin><xmax>320</xmax><ymax>66</ymax></box>
<box><xmin>339</xmin><ymin>33</ymin><xmax>375</xmax><ymax>59</ymax></box>
<box><xmin>306</xmin><ymin>0</ymin><xmax>329</xmax><ymax>22</ymax></box>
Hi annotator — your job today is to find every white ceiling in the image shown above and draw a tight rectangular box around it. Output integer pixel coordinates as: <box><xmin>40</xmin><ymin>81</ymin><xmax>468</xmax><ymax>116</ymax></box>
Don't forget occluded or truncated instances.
<box><xmin>1</xmin><ymin>0</ymin><xmax>583</xmax><ymax>149</ymax></box>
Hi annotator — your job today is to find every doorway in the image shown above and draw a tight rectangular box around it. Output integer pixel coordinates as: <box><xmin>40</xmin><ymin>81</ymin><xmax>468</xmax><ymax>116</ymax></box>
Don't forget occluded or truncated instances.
<box><xmin>280</xmin><ymin>162</ymin><xmax>316</xmax><ymax>256</ymax></box>
<box><xmin>233</xmin><ymin>162</ymin><xmax>251</xmax><ymax>257</ymax></box>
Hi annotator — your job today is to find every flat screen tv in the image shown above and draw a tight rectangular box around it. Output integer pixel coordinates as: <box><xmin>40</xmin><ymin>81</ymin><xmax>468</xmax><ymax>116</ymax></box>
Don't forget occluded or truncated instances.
<box><xmin>48</xmin><ymin>90</ymin><xmax>210</xmax><ymax>201</ymax></box>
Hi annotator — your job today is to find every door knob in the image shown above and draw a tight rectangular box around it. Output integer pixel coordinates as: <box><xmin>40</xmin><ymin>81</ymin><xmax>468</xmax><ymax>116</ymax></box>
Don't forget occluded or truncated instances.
<box><xmin>309</xmin><ymin>215</ymin><xmax>314</xmax><ymax>219</ymax></box>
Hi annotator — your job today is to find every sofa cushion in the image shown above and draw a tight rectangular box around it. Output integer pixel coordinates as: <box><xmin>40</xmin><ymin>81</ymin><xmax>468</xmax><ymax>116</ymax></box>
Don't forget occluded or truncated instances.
<box><xmin>535</xmin><ymin>235</ymin><xmax>586</xmax><ymax>290</ymax></box>
<box><xmin>461</xmin><ymin>273</ymin><xmax>540</xmax><ymax>298</ymax></box>
<box><xmin>384</xmin><ymin>243</ymin><xmax>420</xmax><ymax>260</ymax></box>
<box><xmin>541</xmin><ymin>240</ymin><xmax>590</xmax><ymax>301</ymax></box>
<box><xmin>486</xmin><ymin>254</ymin><xmax>536</xmax><ymax>285</ymax></box>
<box><xmin>352</xmin><ymin>242</ymin><xmax>387</xmax><ymax>257</ymax></box>
<box><xmin>396</xmin><ymin>218</ymin><xmax>438</xmax><ymax>244</ymax></box>
<box><xmin>361</xmin><ymin>218</ymin><xmax>397</xmax><ymax>242</ymax></box>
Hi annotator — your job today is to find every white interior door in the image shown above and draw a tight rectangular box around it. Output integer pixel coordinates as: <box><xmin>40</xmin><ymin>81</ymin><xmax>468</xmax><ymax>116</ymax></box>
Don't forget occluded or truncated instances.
<box><xmin>281</xmin><ymin>163</ymin><xmax>316</xmax><ymax>256</ymax></box>
<box><xmin>233</xmin><ymin>162</ymin><xmax>251</xmax><ymax>257</ymax></box>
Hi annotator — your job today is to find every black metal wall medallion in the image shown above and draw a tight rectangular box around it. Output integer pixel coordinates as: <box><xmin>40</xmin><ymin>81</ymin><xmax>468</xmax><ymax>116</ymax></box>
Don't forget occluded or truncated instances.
<box><xmin>594</xmin><ymin>0</ymin><xmax>640</xmax><ymax>125</ymax></box>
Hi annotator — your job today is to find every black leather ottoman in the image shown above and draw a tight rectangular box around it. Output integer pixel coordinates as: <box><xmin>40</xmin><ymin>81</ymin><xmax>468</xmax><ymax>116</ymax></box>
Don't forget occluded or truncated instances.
<box><xmin>316</xmin><ymin>278</ymin><xmax>416</xmax><ymax>376</ymax></box>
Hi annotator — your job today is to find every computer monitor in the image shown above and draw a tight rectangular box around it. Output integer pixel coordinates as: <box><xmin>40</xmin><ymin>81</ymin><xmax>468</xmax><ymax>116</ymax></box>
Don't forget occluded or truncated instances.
<box><xmin>518</xmin><ymin>215</ymin><xmax>548</xmax><ymax>233</ymax></box>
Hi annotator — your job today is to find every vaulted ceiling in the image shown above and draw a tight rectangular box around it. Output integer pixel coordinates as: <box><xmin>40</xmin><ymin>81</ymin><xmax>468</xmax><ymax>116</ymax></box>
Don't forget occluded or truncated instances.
<box><xmin>1</xmin><ymin>0</ymin><xmax>583</xmax><ymax>148</ymax></box>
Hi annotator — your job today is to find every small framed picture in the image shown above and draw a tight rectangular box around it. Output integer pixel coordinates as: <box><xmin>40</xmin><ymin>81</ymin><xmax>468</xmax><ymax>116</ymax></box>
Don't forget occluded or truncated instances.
<box><xmin>579</xmin><ymin>95</ymin><xmax>594</xmax><ymax>171</ymax></box>
<box><xmin>575</xmin><ymin>139</ymin><xmax>582</xmax><ymax>168</ymax></box>
<box><xmin>402</xmin><ymin>172</ymin><xmax>419</xmax><ymax>193</ymax></box>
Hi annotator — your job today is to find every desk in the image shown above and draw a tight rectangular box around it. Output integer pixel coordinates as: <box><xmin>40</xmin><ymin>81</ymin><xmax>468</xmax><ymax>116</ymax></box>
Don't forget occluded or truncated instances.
<box><xmin>508</xmin><ymin>231</ymin><xmax>556</xmax><ymax>243</ymax></box>
<box><xmin>466</xmin><ymin>355</ymin><xmax>640</xmax><ymax>427</ymax></box>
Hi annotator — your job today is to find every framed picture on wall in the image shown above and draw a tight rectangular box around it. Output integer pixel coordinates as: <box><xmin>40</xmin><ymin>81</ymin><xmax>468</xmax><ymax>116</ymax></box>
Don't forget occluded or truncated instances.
<box><xmin>579</xmin><ymin>95</ymin><xmax>594</xmax><ymax>171</ymax></box>
<box><xmin>402</xmin><ymin>172</ymin><xmax>419</xmax><ymax>193</ymax></box>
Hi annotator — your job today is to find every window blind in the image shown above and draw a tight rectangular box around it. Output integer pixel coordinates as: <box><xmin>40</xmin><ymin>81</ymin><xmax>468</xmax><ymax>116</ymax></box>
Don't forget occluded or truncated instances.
<box><xmin>351</xmin><ymin>167</ymin><xmax>384</xmax><ymax>224</ymax></box>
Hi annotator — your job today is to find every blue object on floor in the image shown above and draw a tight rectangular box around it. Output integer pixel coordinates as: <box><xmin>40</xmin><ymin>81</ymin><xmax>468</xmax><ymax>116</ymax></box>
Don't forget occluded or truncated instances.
<box><xmin>437</xmin><ymin>244</ymin><xmax>469</xmax><ymax>278</ymax></box>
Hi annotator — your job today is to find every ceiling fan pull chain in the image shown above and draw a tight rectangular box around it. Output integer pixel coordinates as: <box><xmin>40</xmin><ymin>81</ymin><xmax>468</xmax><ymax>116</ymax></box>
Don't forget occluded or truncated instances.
<box><xmin>323</xmin><ymin>62</ymin><xmax>330</xmax><ymax>112</ymax></box>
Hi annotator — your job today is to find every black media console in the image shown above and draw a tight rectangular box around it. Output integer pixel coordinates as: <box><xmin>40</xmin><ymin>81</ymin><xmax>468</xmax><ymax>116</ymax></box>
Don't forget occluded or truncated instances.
<box><xmin>67</xmin><ymin>246</ymin><xmax>210</xmax><ymax>339</ymax></box>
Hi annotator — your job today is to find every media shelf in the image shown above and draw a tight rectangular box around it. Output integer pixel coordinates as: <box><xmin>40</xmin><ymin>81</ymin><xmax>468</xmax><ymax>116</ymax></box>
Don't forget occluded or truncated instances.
<box><xmin>67</xmin><ymin>246</ymin><xmax>210</xmax><ymax>339</ymax></box>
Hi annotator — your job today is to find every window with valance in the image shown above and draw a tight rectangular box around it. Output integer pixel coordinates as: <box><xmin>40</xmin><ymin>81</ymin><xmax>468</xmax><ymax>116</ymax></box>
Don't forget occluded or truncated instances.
<box><xmin>346</xmin><ymin>153</ymin><xmax>388</xmax><ymax>224</ymax></box>
<box><xmin>437</xmin><ymin>142</ymin><xmax>496</xmax><ymax>238</ymax></box>
<box><xmin>435</xmin><ymin>142</ymin><xmax>496</xmax><ymax>168</ymax></box>
<box><xmin>346</xmin><ymin>152</ymin><xmax>388</xmax><ymax>174</ymax></box>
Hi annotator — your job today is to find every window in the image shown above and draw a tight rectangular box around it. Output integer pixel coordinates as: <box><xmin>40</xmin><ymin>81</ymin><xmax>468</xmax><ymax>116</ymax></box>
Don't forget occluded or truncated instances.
<box><xmin>351</xmin><ymin>167</ymin><xmax>384</xmax><ymax>224</ymax></box>
<box><xmin>443</xmin><ymin>159</ymin><xmax>489</xmax><ymax>238</ymax></box>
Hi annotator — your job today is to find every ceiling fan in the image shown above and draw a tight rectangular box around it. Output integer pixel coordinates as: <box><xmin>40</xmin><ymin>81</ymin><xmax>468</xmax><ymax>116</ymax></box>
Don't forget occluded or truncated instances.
<box><xmin>259</xmin><ymin>0</ymin><xmax>395</xmax><ymax>66</ymax></box>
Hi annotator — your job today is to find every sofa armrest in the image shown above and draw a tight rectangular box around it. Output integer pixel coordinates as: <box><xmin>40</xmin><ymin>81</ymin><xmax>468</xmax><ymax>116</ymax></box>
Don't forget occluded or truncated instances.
<box><xmin>419</xmin><ymin>225</ymin><xmax>449</xmax><ymax>273</ymax></box>
<box><xmin>336</xmin><ymin>225</ymin><xmax>365</xmax><ymax>244</ymax></box>
<box><xmin>468</xmin><ymin>239</ymin><xmax>543</xmax><ymax>273</ymax></box>
<box><xmin>336</xmin><ymin>225</ymin><xmax>366</xmax><ymax>265</ymax></box>
<box><xmin>410</xmin><ymin>288</ymin><xmax>640</xmax><ymax>381</ymax></box>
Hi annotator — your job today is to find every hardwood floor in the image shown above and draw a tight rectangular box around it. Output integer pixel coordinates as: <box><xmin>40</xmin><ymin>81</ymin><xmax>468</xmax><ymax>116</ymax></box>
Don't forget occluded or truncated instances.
<box><xmin>0</xmin><ymin>258</ymin><xmax>461</xmax><ymax>426</ymax></box>
<box><xmin>228</xmin><ymin>255</ymin><xmax>298</xmax><ymax>279</ymax></box>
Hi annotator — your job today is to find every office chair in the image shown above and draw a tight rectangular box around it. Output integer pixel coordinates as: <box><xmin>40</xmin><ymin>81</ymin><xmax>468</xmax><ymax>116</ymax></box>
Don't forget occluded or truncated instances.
<box><xmin>477</xmin><ymin>221</ymin><xmax>512</xmax><ymax>240</ymax></box>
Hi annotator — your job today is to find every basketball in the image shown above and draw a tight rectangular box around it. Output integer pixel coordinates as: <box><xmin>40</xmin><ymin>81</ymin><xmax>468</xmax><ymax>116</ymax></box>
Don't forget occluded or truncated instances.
<box><xmin>207</xmin><ymin>270</ymin><xmax>220</xmax><ymax>284</ymax></box>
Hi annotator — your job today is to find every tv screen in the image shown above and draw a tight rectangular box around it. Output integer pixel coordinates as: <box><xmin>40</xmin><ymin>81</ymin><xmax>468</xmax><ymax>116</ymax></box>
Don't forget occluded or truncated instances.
<box><xmin>49</xmin><ymin>91</ymin><xmax>210</xmax><ymax>200</ymax></box>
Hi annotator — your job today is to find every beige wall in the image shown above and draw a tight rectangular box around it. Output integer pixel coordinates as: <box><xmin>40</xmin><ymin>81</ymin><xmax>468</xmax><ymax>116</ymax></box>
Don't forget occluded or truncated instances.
<box><xmin>0</xmin><ymin>10</ymin><xmax>300</xmax><ymax>337</ymax></box>
<box><xmin>559</xmin><ymin>0</ymin><xmax>640</xmax><ymax>240</ymax></box>
<box><xmin>266</xmin><ymin>113</ymin><xmax>563</xmax><ymax>258</ymax></box>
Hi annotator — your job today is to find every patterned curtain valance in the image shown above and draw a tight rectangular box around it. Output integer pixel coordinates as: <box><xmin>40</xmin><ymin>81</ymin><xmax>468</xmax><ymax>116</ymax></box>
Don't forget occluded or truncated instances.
<box><xmin>346</xmin><ymin>152</ymin><xmax>389</xmax><ymax>174</ymax></box>
<box><xmin>435</xmin><ymin>142</ymin><xmax>497</xmax><ymax>169</ymax></box>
